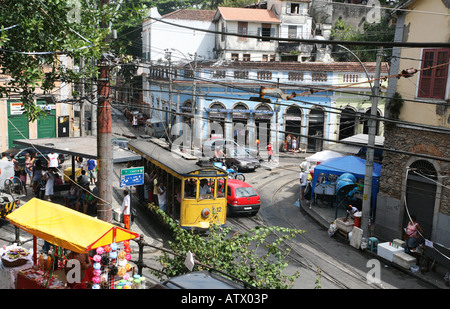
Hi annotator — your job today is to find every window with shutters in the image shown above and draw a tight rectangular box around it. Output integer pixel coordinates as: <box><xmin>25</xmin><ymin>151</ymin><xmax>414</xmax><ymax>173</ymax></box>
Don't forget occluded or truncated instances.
<box><xmin>257</xmin><ymin>71</ymin><xmax>272</xmax><ymax>80</ymax></box>
<box><xmin>238</xmin><ymin>22</ymin><xmax>248</xmax><ymax>41</ymax></box>
<box><xmin>259</xmin><ymin>23</ymin><xmax>274</xmax><ymax>42</ymax></box>
<box><xmin>234</xmin><ymin>70</ymin><xmax>249</xmax><ymax>79</ymax></box>
<box><xmin>288</xmin><ymin>26</ymin><xmax>297</xmax><ymax>39</ymax></box>
<box><xmin>288</xmin><ymin>72</ymin><xmax>304</xmax><ymax>81</ymax></box>
<box><xmin>312</xmin><ymin>72</ymin><xmax>327</xmax><ymax>82</ymax></box>
<box><xmin>418</xmin><ymin>48</ymin><xmax>449</xmax><ymax>99</ymax></box>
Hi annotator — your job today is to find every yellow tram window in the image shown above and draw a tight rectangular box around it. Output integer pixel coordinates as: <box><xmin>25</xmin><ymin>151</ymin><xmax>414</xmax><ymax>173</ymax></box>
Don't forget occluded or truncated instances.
<box><xmin>217</xmin><ymin>178</ymin><xmax>226</xmax><ymax>198</ymax></box>
<box><xmin>184</xmin><ymin>178</ymin><xmax>197</xmax><ymax>199</ymax></box>
<box><xmin>198</xmin><ymin>178</ymin><xmax>215</xmax><ymax>200</ymax></box>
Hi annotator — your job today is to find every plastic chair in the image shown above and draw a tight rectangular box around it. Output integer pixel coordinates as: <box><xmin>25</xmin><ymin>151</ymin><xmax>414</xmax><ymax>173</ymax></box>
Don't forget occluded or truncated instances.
<box><xmin>368</xmin><ymin>237</ymin><xmax>379</xmax><ymax>252</ymax></box>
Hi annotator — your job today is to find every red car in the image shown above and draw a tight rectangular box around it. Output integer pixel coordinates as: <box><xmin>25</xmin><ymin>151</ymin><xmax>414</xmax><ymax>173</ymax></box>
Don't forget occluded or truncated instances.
<box><xmin>219</xmin><ymin>179</ymin><xmax>260</xmax><ymax>216</ymax></box>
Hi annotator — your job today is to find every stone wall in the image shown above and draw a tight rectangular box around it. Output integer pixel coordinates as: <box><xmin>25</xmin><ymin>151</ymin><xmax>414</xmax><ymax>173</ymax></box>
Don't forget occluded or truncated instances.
<box><xmin>375</xmin><ymin>124</ymin><xmax>450</xmax><ymax>244</ymax></box>
<box><xmin>380</xmin><ymin>124</ymin><xmax>449</xmax><ymax>215</ymax></box>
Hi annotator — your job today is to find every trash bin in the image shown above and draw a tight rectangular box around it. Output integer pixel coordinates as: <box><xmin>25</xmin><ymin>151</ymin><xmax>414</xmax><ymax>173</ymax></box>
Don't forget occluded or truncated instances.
<box><xmin>354</xmin><ymin>211</ymin><xmax>362</xmax><ymax>228</ymax></box>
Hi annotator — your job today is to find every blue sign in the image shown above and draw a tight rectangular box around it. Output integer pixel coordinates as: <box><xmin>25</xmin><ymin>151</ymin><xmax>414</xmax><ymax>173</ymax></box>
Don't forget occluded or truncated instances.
<box><xmin>120</xmin><ymin>167</ymin><xmax>144</xmax><ymax>187</ymax></box>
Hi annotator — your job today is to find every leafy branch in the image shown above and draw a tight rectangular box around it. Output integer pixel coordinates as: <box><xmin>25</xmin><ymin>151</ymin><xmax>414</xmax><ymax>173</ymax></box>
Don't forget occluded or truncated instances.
<box><xmin>148</xmin><ymin>204</ymin><xmax>305</xmax><ymax>289</ymax></box>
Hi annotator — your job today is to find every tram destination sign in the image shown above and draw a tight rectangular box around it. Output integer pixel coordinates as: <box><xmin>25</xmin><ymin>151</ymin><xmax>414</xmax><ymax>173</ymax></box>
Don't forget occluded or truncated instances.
<box><xmin>120</xmin><ymin>166</ymin><xmax>144</xmax><ymax>187</ymax></box>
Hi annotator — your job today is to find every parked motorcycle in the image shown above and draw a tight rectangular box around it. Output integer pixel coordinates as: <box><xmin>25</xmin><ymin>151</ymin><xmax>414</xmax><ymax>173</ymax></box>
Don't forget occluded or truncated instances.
<box><xmin>213</xmin><ymin>160</ymin><xmax>246</xmax><ymax>182</ymax></box>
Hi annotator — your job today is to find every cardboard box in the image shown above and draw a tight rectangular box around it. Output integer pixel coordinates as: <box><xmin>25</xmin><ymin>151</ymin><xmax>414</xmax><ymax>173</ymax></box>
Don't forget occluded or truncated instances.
<box><xmin>336</xmin><ymin>217</ymin><xmax>354</xmax><ymax>233</ymax></box>
<box><xmin>377</xmin><ymin>242</ymin><xmax>404</xmax><ymax>262</ymax></box>
<box><xmin>393</xmin><ymin>252</ymin><xmax>416</xmax><ymax>270</ymax></box>
<box><xmin>393</xmin><ymin>238</ymin><xmax>405</xmax><ymax>248</ymax></box>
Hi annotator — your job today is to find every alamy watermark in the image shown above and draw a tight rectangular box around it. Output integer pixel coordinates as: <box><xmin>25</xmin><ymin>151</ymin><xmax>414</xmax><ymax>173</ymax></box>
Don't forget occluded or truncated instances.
<box><xmin>366</xmin><ymin>259</ymin><xmax>381</xmax><ymax>284</ymax></box>
<box><xmin>67</xmin><ymin>0</ymin><xmax>82</xmax><ymax>24</ymax></box>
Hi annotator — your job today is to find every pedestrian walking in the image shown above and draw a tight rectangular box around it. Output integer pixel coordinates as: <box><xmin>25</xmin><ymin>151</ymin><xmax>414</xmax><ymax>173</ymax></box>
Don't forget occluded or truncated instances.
<box><xmin>299</xmin><ymin>166</ymin><xmax>308</xmax><ymax>200</ymax></box>
<box><xmin>291</xmin><ymin>137</ymin><xmax>297</xmax><ymax>154</ymax></box>
<box><xmin>48</xmin><ymin>152</ymin><xmax>60</xmax><ymax>168</ymax></box>
<box><xmin>267</xmin><ymin>142</ymin><xmax>274</xmax><ymax>163</ymax></box>
<box><xmin>86</xmin><ymin>158</ymin><xmax>97</xmax><ymax>185</ymax></box>
<box><xmin>43</xmin><ymin>167</ymin><xmax>55</xmax><ymax>201</ymax></box>
<box><xmin>121</xmin><ymin>190</ymin><xmax>131</xmax><ymax>230</ymax></box>
<box><xmin>132</xmin><ymin>115</ymin><xmax>138</xmax><ymax>130</ymax></box>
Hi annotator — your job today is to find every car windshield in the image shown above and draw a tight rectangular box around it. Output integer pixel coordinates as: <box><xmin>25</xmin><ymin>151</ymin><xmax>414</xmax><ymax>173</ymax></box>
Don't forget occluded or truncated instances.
<box><xmin>235</xmin><ymin>187</ymin><xmax>257</xmax><ymax>198</ymax></box>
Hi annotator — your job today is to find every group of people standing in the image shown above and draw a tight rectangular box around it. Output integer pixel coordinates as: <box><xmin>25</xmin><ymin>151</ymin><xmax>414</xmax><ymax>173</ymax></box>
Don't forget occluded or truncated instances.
<box><xmin>285</xmin><ymin>134</ymin><xmax>300</xmax><ymax>154</ymax></box>
<box><xmin>63</xmin><ymin>157</ymin><xmax>98</xmax><ymax>214</ymax></box>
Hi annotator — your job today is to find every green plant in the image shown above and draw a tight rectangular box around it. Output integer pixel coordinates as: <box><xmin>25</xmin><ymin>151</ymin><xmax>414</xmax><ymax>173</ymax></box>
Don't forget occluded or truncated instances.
<box><xmin>387</xmin><ymin>92</ymin><xmax>404</xmax><ymax>119</ymax></box>
<box><xmin>150</xmin><ymin>205</ymin><xmax>305</xmax><ymax>289</ymax></box>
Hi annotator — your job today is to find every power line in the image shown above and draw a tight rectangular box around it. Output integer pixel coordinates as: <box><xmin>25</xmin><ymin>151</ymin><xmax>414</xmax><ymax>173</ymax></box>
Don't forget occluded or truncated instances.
<box><xmin>112</xmin><ymin>61</ymin><xmax>450</xmax><ymax>134</ymax></box>
<box><xmin>110</xmin><ymin>98</ymin><xmax>450</xmax><ymax>163</ymax></box>
<box><xmin>146</xmin><ymin>15</ymin><xmax>450</xmax><ymax>48</ymax></box>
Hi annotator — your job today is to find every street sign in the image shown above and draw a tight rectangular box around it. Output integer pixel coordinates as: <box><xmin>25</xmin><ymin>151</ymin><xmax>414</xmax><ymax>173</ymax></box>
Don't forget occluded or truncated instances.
<box><xmin>120</xmin><ymin>167</ymin><xmax>144</xmax><ymax>188</ymax></box>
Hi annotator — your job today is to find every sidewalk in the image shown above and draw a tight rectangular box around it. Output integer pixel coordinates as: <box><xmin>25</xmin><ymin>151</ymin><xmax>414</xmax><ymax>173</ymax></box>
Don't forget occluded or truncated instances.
<box><xmin>299</xmin><ymin>198</ymin><xmax>449</xmax><ymax>289</ymax></box>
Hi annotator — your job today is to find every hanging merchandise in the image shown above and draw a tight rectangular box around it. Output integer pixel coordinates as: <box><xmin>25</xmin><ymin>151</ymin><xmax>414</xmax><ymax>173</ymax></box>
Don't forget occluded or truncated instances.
<box><xmin>91</xmin><ymin>240</ymin><xmax>137</xmax><ymax>289</ymax></box>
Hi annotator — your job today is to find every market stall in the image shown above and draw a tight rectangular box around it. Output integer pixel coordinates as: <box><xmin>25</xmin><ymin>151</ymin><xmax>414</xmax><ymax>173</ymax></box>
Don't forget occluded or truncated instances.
<box><xmin>310</xmin><ymin>156</ymin><xmax>382</xmax><ymax>216</ymax></box>
<box><xmin>5</xmin><ymin>198</ymin><xmax>140</xmax><ymax>289</ymax></box>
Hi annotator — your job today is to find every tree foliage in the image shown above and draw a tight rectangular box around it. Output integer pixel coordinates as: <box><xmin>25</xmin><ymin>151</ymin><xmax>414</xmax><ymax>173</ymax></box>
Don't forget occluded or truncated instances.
<box><xmin>331</xmin><ymin>16</ymin><xmax>395</xmax><ymax>62</ymax></box>
<box><xmin>149</xmin><ymin>205</ymin><xmax>304</xmax><ymax>289</ymax></box>
<box><xmin>0</xmin><ymin>0</ymin><xmax>146</xmax><ymax>120</ymax></box>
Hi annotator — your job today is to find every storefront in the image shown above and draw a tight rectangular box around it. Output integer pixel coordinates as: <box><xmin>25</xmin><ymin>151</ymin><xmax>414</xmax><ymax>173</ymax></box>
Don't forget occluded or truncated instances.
<box><xmin>254</xmin><ymin>103</ymin><xmax>273</xmax><ymax>143</ymax></box>
<box><xmin>232</xmin><ymin>102</ymin><xmax>250</xmax><ymax>145</ymax></box>
<box><xmin>7</xmin><ymin>100</ymin><xmax>29</xmax><ymax>149</ymax></box>
<box><xmin>283</xmin><ymin>105</ymin><xmax>303</xmax><ymax>151</ymax></box>
<box><xmin>307</xmin><ymin>108</ymin><xmax>325</xmax><ymax>152</ymax></box>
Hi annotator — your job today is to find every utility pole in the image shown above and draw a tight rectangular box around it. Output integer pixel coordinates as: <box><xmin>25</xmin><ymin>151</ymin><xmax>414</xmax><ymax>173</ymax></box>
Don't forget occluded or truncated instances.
<box><xmin>361</xmin><ymin>47</ymin><xmax>383</xmax><ymax>238</ymax></box>
<box><xmin>80</xmin><ymin>57</ymin><xmax>85</xmax><ymax>136</ymax></box>
<box><xmin>165</xmin><ymin>49</ymin><xmax>172</xmax><ymax>136</ymax></box>
<box><xmin>191</xmin><ymin>52</ymin><xmax>198</xmax><ymax>151</ymax></box>
<box><xmin>97</xmin><ymin>0</ymin><xmax>113</xmax><ymax>223</ymax></box>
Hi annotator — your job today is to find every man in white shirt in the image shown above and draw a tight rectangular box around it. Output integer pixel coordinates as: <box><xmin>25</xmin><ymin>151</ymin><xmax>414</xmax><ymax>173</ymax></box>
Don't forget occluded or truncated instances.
<box><xmin>157</xmin><ymin>179</ymin><xmax>167</xmax><ymax>212</ymax></box>
<box><xmin>121</xmin><ymin>190</ymin><xmax>131</xmax><ymax>230</ymax></box>
<box><xmin>299</xmin><ymin>166</ymin><xmax>308</xmax><ymax>200</ymax></box>
<box><xmin>47</xmin><ymin>152</ymin><xmax>60</xmax><ymax>168</ymax></box>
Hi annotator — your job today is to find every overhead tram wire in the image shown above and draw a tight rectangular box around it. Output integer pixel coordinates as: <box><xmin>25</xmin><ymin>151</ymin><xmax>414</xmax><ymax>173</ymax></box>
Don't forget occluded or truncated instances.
<box><xmin>145</xmin><ymin>15</ymin><xmax>450</xmax><ymax>49</ymax></box>
<box><xmin>113</xmin><ymin>77</ymin><xmax>450</xmax><ymax>136</ymax></box>
<box><xmin>110</xmin><ymin>97</ymin><xmax>450</xmax><ymax>163</ymax></box>
<box><xmin>114</xmin><ymin>23</ymin><xmax>450</xmax><ymax>109</ymax></box>
<box><xmin>116</xmin><ymin>42</ymin><xmax>450</xmax><ymax>110</ymax></box>
<box><xmin>111</xmin><ymin>61</ymin><xmax>450</xmax><ymax>135</ymax></box>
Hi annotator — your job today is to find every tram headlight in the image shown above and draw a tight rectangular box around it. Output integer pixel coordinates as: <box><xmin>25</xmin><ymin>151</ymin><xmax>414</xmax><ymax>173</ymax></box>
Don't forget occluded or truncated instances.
<box><xmin>201</xmin><ymin>208</ymin><xmax>210</xmax><ymax>218</ymax></box>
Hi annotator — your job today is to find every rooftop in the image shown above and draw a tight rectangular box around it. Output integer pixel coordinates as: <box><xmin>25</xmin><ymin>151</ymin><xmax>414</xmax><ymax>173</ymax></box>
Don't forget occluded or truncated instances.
<box><xmin>162</xmin><ymin>9</ymin><xmax>216</xmax><ymax>21</ymax></box>
<box><xmin>215</xmin><ymin>7</ymin><xmax>281</xmax><ymax>23</ymax></box>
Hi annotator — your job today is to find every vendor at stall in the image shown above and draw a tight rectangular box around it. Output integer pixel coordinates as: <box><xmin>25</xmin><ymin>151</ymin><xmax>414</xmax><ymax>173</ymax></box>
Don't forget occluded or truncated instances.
<box><xmin>64</xmin><ymin>251</ymin><xmax>93</xmax><ymax>289</ymax></box>
<box><xmin>345</xmin><ymin>205</ymin><xmax>358</xmax><ymax>221</ymax></box>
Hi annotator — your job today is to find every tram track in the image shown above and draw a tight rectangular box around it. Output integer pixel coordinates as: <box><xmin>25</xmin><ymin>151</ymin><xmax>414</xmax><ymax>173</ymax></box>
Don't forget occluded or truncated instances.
<box><xmin>228</xmin><ymin>167</ymin><xmax>381</xmax><ymax>289</ymax></box>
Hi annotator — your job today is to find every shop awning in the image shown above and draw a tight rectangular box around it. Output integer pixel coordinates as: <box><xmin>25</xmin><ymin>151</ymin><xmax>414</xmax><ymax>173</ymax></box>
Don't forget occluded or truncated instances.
<box><xmin>6</xmin><ymin>198</ymin><xmax>139</xmax><ymax>253</ymax></box>
<box><xmin>13</xmin><ymin>136</ymin><xmax>141</xmax><ymax>163</ymax></box>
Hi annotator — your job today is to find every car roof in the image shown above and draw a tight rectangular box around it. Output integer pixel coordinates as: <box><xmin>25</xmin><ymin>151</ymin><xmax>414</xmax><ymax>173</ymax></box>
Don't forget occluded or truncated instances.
<box><xmin>227</xmin><ymin>179</ymin><xmax>253</xmax><ymax>188</ymax></box>
<box><xmin>154</xmin><ymin>270</ymin><xmax>247</xmax><ymax>289</ymax></box>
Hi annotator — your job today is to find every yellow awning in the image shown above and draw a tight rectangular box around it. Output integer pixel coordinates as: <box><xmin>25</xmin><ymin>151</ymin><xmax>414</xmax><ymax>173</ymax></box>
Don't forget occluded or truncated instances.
<box><xmin>6</xmin><ymin>198</ymin><xmax>139</xmax><ymax>253</ymax></box>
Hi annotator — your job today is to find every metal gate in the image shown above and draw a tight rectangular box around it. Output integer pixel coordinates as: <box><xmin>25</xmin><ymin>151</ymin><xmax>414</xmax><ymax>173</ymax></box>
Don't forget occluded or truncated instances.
<box><xmin>7</xmin><ymin>101</ymin><xmax>29</xmax><ymax>148</ymax></box>
<box><xmin>37</xmin><ymin>101</ymin><xmax>56</xmax><ymax>139</ymax></box>
<box><xmin>404</xmin><ymin>172</ymin><xmax>437</xmax><ymax>240</ymax></box>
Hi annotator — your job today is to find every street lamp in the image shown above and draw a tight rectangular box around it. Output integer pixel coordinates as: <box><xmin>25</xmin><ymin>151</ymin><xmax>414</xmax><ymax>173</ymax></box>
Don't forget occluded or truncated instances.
<box><xmin>170</xmin><ymin>49</ymin><xmax>200</xmax><ymax>151</ymax></box>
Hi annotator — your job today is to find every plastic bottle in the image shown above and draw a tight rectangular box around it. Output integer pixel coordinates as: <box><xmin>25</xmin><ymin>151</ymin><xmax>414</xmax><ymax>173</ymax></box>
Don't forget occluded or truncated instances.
<box><xmin>140</xmin><ymin>277</ymin><xmax>146</xmax><ymax>289</ymax></box>
<box><xmin>132</xmin><ymin>279</ymin><xmax>140</xmax><ymax>289</ymax></box>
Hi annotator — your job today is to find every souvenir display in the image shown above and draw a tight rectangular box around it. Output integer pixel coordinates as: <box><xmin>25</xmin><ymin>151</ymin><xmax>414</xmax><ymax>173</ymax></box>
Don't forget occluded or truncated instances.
<box><xmin>91</xmin><ymin>240</ymin><xmax>136</xmax><ymax>289</ymax></box>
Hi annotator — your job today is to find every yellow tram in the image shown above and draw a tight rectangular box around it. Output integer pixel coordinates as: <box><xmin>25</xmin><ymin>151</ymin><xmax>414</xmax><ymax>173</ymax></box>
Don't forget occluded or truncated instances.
<box><xmin>128</xmin><ymin>139</ymin><xmax>228</xmax><ymax>231</ymax></box>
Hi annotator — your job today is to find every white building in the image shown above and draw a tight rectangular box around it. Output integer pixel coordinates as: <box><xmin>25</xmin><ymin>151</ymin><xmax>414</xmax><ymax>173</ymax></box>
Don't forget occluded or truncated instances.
<box><xmin>213</xmin><ymin>7</ymin><xmax>281</xmax><ymax>62</ymax></box>
<box><xmin>142</xmin><ymin>8</ymin><xmax>216</xmax><ymax>64</ymax></box>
